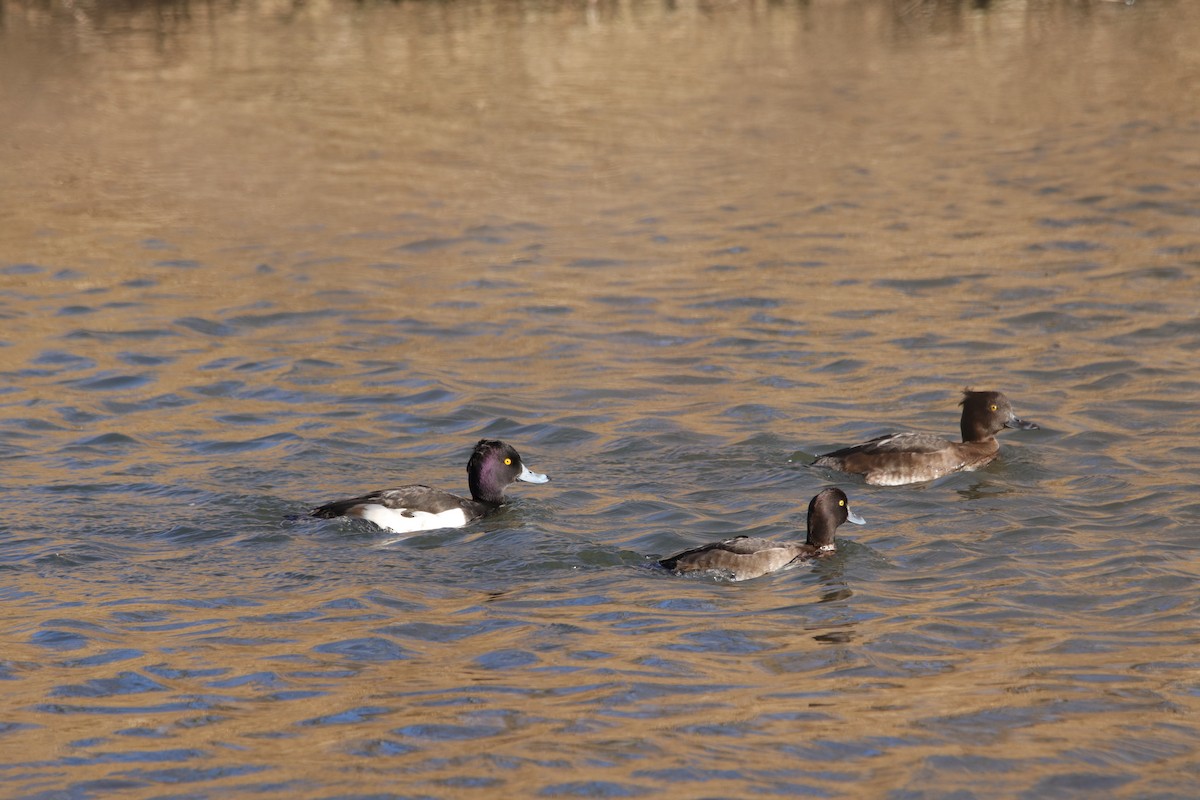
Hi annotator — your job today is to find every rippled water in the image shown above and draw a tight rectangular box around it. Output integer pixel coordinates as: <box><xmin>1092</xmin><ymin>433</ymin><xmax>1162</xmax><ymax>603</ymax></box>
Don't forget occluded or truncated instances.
<box><xmin>2</xmin><ymin>0</ymin><xmax>1199</xmax><ymax>797</ymax></box>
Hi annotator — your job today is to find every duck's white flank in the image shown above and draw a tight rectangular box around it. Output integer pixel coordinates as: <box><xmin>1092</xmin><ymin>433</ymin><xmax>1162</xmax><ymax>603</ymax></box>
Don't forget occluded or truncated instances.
<box><xmin>357</xmin><ymin>505</ymin><xmax>470</xmax><ymax>534</ymax></box>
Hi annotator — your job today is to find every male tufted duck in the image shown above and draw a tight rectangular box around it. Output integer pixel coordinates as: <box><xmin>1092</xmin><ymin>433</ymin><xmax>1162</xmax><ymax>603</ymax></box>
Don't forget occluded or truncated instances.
<box><xmin>812</xmin><ymin>389</ymin><xmax>1038</xmax><ymax>486</ymax></box>
<box><xmin>659</xmin><ymin>487</ymin><xmax>865</xmax><ymax>581</ymax></box>
<box><xmin>311</xmin><ymin>439</ymin><xmax>549</xmax><ymax>534</ymax></box>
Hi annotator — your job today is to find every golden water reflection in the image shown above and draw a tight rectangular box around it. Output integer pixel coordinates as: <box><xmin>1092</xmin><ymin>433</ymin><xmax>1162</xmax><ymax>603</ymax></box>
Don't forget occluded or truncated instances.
<box><xmin>2</xmin><ymin>0</ymin><xmax>1198</xmax><ymax>797</ymax></box>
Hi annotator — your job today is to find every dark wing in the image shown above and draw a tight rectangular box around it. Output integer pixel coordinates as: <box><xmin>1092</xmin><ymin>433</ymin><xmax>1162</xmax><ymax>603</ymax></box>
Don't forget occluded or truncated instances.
<box><xmin>817</xmin><ymin>432</ymin><xmax>951</xmax><ymax>459</ymax></box>
<box><xmin>708</xmin><ymin>536</ymin><xmax>782</xmax><ymax>556</ymax></box>
<box><xmin>659</xmin><ymin>536</ymin><xmax>789</xmax><ymax>567</ymax></box>
<box><xmin>312</xmin><ymin>485</ymin><xmax>474</xmax><ymax>519</ymax></box>
<box><xmin>660</xmin><ymin>536</ymin><xmax>818</xmax><ymax>580</ymax></box>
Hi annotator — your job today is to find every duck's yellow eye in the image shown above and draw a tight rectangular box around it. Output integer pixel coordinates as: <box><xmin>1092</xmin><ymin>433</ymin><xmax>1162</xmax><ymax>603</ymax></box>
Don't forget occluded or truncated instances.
<box><xmin>504</xmin><ymin>458</ymin><xmax>512</xmax><ymax>466</ymax></box>
<box><xmin>839</xmin><ymin>499</ymin><xmax>845</xmax><ymax>507</ymax></box>
<box><xmin>990</xmin><ymin>404</ymin><xmax>998</xmax><ymax>411</ymax></box>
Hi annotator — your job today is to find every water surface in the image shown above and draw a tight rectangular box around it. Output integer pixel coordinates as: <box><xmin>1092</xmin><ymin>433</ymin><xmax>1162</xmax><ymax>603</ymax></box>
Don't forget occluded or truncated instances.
<box><xmin>2</xmin><ymin>0</ymin><xmax>1199</xmax><ymax>797</ymax></box>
